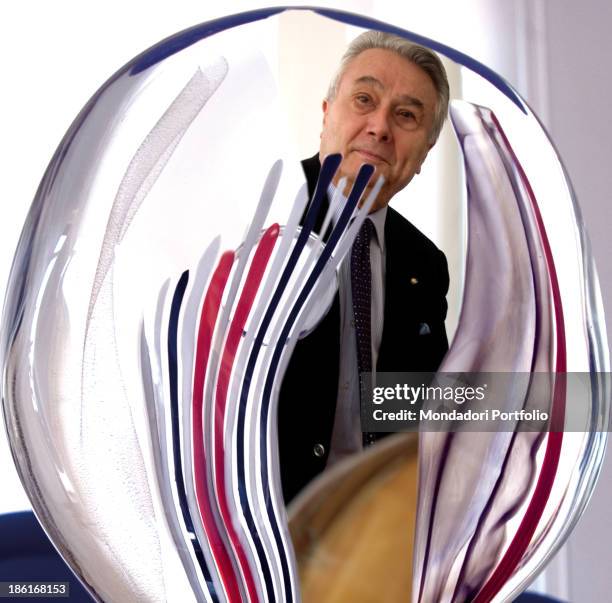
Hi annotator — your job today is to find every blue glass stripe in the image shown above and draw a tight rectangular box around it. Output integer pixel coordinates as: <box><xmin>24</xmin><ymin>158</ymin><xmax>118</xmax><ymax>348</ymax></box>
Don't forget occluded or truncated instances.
<box><xmin>310</xmin><ymin>6</ymin><xmax>525</xmax><ymax>112</ymax></box>
<box><xmin>128</xmin><ymin>6</ymin><xmax>525</xmax><ymax>112</ymax></box>
<box><xmin>168</xmin><ymin>270</ymin><xmax>219</xmax><ymax>602</ymax></box>
<box><xmin>262</xmin><ymin>161</ymin><xmax>373</xmax><ymax>601</ymax></box>
<box><xmin>233</xmin><ymin>153</ymin><xmax>341</xmax><ymax>600</ymax></box>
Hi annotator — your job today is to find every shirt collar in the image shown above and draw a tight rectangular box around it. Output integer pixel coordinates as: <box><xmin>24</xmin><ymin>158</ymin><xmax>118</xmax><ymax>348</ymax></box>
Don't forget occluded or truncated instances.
<box><xmin>368</xmin><ymin>205</ymin><xmax>387</xmax><ymax>253</ymax></box>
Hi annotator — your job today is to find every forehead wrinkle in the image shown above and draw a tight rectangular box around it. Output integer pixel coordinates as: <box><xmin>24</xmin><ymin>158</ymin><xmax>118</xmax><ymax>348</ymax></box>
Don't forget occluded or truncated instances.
<box><xmin>353</xmin><ymin>75</ymin><xmax>384</xmax><ymax>90</ymax></box>
<box><xmin>352</xmin><ymin>75</ymin><xmax>425</xmax><ymax>109</ymax></box>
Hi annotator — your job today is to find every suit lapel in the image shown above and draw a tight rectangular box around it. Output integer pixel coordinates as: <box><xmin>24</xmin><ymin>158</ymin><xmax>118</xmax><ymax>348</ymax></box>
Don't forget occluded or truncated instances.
<box><xmin>301</xmin><ymin>154</ymin><xmax>330</xmax><ymax>237</ymax></box>
<box><xmin>379</xmin><ymin>207</ymin><xmax>419</xmax><ymax>371</ymax></box>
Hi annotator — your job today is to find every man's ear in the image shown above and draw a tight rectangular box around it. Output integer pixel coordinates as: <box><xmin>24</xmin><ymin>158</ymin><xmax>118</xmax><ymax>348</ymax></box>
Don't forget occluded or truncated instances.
<box><xmin>320</xmin><ymin>99</ymin><xmax>329</xmax><ymax>141</ymax></box>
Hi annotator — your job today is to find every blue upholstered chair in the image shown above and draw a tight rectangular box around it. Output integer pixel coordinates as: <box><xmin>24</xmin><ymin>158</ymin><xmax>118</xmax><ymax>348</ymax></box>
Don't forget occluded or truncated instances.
<box><xmin>0</xmin><ymin>511</ymin><xmax>92</xmax><ymax>602</ymax></box>
<box><xmin>515</xmin><ymin>592</ymin><xmax>566</xmax><ymax>602</ymax></box>
<box><xmin>0</xmin><ymin>510</ymin><xmax>567</xmax><ymax>602</ymax></box>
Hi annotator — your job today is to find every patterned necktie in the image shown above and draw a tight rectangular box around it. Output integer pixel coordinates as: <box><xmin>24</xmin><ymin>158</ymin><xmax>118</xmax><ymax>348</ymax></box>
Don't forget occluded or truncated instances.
<box><xmin>351</xmin><ymin>218</ymin><xmax>374</xmax><ymax>373</ymax></box>
<box><xmin>350</xmin><ymin>218</ymin><xmax>378</xmax><ymax>447</ymax></box>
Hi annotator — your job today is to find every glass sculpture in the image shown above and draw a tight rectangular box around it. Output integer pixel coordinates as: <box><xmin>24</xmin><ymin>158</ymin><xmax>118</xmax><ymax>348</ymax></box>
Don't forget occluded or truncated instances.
<box><xmin>1</xmin><ymin>7</ymin><xmax>608</xmax><ymax>603</ymax></box>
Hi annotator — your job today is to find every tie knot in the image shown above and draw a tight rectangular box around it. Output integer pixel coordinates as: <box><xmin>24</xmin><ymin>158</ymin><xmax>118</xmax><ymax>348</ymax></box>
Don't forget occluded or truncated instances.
<box><xmin>362</xmin><ymin>216</ymin><xmax>375</xmax><ymax>237</ymax></box>
<box><xmin>356</xmin><ymin>217</ymin><xmax>375</xmax><ymax>248</ymax></box>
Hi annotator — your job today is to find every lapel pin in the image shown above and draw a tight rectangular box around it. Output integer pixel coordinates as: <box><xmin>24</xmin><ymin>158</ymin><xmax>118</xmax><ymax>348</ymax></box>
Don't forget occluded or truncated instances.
<box><xmin>419</xmin><ymin>322</ymin><xmax>431</xmax><ymax>335</ymax></box>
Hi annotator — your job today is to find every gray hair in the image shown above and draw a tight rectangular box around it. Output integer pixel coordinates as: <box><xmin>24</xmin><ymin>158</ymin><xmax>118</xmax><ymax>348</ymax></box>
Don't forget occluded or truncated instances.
<box><xmin>326</xmin><ymin>30</ymin><xmax>450</xmax><ymax>143</ymax></box>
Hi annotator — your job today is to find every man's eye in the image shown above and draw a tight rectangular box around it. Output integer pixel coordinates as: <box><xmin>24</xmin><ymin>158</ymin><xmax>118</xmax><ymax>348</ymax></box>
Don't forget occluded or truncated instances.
<box><xmin>398</xmin><ymin>110</ymin><xmax>416</xmax><ymax>120</ymax></box>
<box><xmin>355</xmin><ymin>94</ymin><xmax>372</xmax><ymax>105</ymax></box>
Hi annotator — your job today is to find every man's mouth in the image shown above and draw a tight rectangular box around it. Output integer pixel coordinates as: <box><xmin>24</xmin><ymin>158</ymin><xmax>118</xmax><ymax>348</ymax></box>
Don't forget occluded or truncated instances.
<box><xmin>353</xmin><ymin>149</ymin><xmax>389</xmax><ymax>164</ymax></box>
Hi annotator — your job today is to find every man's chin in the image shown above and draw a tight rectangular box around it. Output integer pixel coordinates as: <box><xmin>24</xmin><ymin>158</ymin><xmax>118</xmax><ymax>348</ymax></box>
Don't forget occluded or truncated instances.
<box><xmin>357</xmin><ymin>182</ymin><xmax>390</xmax><ymax>211</ymax></box>
<box><xmin>332</xmin><ymin>170</ymin><xmax>388</xmax><ymax>207</ymax></box>
<box><xmin>336</xmin><ymin>164</ymin><xmax>386</xmax><ymax>191</ymax></box>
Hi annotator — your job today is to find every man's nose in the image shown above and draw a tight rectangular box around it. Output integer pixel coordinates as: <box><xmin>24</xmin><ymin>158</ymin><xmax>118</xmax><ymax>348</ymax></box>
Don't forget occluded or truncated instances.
<box><xmin>366</xmin><ymin>108</ymin><xmax>392</xmax><ymax>142</ymax></box>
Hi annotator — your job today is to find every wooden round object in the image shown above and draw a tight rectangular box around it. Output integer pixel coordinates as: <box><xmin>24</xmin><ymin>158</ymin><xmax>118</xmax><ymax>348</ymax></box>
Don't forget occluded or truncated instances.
<box><xmin>287</xmin><ymin>433</ymin><xmax>420</xmax><ymax>602</ymax></box>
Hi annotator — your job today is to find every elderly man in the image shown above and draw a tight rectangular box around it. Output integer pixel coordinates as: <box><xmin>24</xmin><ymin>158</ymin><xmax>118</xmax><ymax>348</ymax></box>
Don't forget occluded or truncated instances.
<box><xmin>278</xmin><ymin>30</ymin><xmax>450</xmax><ymax>503</ymax></box>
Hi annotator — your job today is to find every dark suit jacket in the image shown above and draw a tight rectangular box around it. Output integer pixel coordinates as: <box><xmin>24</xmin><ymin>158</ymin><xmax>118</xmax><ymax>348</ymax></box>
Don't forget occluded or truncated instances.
<box><xmin>278</xmin><ymin>155</ymin><xmax>449</xmax><ymax>503</ymax></box>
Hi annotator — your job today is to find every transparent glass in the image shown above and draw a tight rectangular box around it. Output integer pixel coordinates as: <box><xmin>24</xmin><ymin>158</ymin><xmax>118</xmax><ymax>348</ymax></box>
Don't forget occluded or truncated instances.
<box><xmin>1</xmin><ymin>7</ymin><xmax>608</xmax><ymax>603</ymax></box>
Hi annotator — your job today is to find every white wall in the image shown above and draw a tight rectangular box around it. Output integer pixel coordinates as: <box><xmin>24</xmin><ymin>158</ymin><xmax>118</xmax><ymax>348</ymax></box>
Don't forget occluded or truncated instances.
<box><xmin>542</xmin><ymin>2</ymin><xmax>612</xmax><ymax>600</ymax></box>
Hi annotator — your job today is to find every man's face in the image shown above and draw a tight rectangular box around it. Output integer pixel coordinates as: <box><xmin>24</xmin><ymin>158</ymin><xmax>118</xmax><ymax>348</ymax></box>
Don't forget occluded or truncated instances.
<box><xmin>319</xmin><ymin>48</ymin><xmax>438</xmax><ymax>211</ymax></box>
